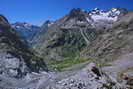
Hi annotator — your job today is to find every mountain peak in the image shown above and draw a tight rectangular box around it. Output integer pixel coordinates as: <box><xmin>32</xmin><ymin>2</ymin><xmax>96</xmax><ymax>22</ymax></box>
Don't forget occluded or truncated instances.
<box><xmin>66</xmin><ymin>7</ymin><xmax>128</xmax><ymax>24</ymax></box>
<box><xmin>69</xmin><ymin>8</ymin><xmax>83</xmax><ymax>15</ymax></box>
<box><xmin>0</xmin><ymin>15</ymin><xmax>10</xmax><ymax>26</ymax></box>
<box><xmin>13</xmin><ymin>22</ymin><xmax>33</xmax><ymax>28</ymax></box>
<box><xmin>12</xmin><ymin>22</ymin><xmax>41</xmax><ymax>42</ymax></box>
<box><xmin>44</xmin><ymin>20</ymin><xmax>51</xmax><ymax>24</ymax></box>
<box><xmin>67</xmin><ymin>8</ymin><xmax>88</xmax><ymax>21</ymax></box>
<box><xmin>42</xmin><ymin>20</ymin><xmax>54</xmax><ymax>27</ymax></box>
<box><xmin>88</xmin><ymin>8</ymin><xmax>128</xmax><ymax>22</ymax></box>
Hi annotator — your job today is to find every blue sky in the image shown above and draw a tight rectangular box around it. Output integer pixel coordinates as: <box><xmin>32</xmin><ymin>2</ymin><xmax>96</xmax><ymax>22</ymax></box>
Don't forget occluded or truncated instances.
<box><xmin>0</xmin><ymin>0</ymin><xmax>133</xmax><ymax>25</ymax></box>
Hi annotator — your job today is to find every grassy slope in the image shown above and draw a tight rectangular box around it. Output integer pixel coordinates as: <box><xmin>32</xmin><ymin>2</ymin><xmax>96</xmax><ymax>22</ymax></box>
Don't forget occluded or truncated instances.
<box><xmin>48</xmin><ymin>57</ymin><xmax>91</xmax><ymax>71</ymax></box>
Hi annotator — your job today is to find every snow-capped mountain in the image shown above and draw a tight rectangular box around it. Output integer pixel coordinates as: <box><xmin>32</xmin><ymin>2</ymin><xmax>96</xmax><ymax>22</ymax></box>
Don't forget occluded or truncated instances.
<box><xmin>63</xmin><ymin>8</ymin><xmax>128</xmax><ymax>29</ymax></box>
<box><xmin>12</xmin><ymin>22</ymin><xmax>41</xmax><ymax>42</ymax></box>
<box><xmin>64</xmin><ymin>8</ymin><xmax>128</xmax><ymax>27</ymax></box>
<box><xmin>88</xmin><ymin>8</ymin><xmax>127</xmax><ymax>22</ymax></box>
<box><xmin>89</xmin><ymin>8</ymin><xmax>120</xmax><ymax>22</ymax></box>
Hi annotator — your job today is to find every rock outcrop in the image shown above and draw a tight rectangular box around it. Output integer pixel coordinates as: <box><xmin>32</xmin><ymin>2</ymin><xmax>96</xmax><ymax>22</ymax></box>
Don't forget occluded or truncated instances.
<box><xmin>35</xmin><ymin>63</ymin><xmax>127</xmax><ymax>89</ymax></box>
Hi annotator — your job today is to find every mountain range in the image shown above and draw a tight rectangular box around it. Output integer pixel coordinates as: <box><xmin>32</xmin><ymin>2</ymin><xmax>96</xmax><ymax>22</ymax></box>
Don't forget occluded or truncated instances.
<box><xmin>32</xmin><ymin>8</ymin><xmax>129</xmax><ymax>62</ymax></box>
<box><xmin>0</xmin><ymin>8</ymin><xmax>133</xmax><ymax>89</ymax></box>
<box><xmin>12</xmin><ymin>22</ymin><xmax>41</xmax><ymax>44</ymax></box>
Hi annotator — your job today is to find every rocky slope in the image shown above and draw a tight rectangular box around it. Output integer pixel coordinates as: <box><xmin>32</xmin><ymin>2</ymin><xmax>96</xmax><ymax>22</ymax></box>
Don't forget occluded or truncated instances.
<box><xmin>81</xmin><ymin>11</ymin><xmax>133</xmax><ymax>64</ymax></box>
<box><xmin>31</xmin><ymin>20</ymin><xmax>53</xmax><ymax>46</ymax></box>
<box><xmin>2</xmin><ymin>61</ymin><xmax>130</xmax><ymax>89</ymax></box>
<box><xmin>0</xmin><ymin>15</ymin><xmax>48</xmax><ymax>79</ymax></box>
<box><xmin>33</xmin><ymin>8</ymin><xmax>128</xmax><ymax>63</ymax></box>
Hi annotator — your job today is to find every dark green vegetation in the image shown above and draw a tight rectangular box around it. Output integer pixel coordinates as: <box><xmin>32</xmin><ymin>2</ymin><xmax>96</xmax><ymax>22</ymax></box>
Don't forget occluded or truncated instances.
<box><xmin>48</xmin><ymin>57</ymin><xmax>91</xmax><ymax>71</ymax></box>
<box><xmin>33</xmin><ymin>25</ymin><xmax>98</xmax><ymax>71</ymax></box>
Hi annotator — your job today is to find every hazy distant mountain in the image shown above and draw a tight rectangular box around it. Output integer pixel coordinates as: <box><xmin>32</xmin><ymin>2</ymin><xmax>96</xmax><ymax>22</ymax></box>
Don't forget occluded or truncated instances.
<box><xmin>12</xmin><ymin>22</ymin><xmax>41</xmax><ymax>43</ymax></box>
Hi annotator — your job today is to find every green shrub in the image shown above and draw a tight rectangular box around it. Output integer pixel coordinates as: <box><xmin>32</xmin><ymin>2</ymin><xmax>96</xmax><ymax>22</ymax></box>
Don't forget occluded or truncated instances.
<box><xmin>48</xmin><ymin>57</ymin><xmax>91</xmax><ymax>72</ymax></box>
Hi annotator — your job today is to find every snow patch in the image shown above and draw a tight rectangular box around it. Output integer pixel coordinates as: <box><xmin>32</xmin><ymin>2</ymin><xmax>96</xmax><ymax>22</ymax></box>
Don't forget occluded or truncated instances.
<box><xmin>89</xmin><ymin>8</ymin><xmax>120</xmax><ymax>22</ymax></box>
<box><xmin>91</xmin><ymin>14</ymin><xmax>118</xmax><ymax>22</ymax></box>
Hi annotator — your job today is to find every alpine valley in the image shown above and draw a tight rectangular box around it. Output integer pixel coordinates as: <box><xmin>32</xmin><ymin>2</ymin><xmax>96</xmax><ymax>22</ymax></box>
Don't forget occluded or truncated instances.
<box><xmin>0</xmin><ymin>8</ymin><xmax>133</xmax><ymax>89</ymax></box>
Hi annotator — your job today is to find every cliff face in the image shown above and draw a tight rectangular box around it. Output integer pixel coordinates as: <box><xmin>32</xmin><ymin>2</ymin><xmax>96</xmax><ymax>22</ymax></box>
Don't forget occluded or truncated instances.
<box><xmin>0</xmin><ymin>15</ymin><xmax>48</xmax><ymax>78</ymax></box>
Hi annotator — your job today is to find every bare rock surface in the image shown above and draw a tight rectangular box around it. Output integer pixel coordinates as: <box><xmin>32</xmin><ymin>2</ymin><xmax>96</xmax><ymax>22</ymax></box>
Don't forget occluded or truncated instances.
<box><xmin>0</xmin><ymin>59</ymin><xmax>132</xmax><ymax>89</ymax></box>
<box><xmin>34</xmin><ymin>63</ymin><xmax>127</xmax><ymax>89</ymax></box>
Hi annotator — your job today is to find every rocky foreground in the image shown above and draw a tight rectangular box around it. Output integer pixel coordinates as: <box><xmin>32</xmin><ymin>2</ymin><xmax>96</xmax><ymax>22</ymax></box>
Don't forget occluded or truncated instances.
<box><xmin>0</xmin><ymin>52</ymin><xmax>133</xmax><ymax>89</ymax></box>
<box><xmin>0</xmin><ymin>58</ymin><xmax>132</xmax><ymax>89</ymax></box>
